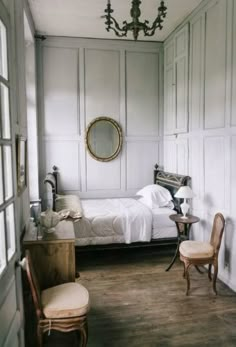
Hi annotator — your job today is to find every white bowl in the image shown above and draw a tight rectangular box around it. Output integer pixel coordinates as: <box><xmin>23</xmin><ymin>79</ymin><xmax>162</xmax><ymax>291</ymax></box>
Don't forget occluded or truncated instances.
<box><xmin>40</xmin><ymin>209</ymin><xmax>61</xmax><ymax>231</ymax></box>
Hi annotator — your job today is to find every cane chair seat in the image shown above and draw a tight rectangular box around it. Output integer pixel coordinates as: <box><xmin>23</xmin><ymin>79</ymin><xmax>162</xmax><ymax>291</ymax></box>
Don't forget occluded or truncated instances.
<box><xmin>179</xmin><ymin>241</ymin><xmax>214</xmax><ymax>259</ymax></box>
<box><xmin>42</xmin><ymin>282</ymin><xmax>89</xmax><ymax>319</ymax></box>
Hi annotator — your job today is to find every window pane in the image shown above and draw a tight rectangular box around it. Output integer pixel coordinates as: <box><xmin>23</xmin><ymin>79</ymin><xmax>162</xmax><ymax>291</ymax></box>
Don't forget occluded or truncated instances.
<box><xmin>0</xmin><ymin>20</ymin><xmax>8</xmax><ymax>79</ymax></box>
<box><xmin>0</xmin><ymin>211</ymin><xmax>6</xmax><ymax>274</ymax></box>
<box><xmin>0</xmin><ymin>83</ymin><xmax>11</xmax><ymax>139</ymax></box>
<box><xmin>0</xmin><ymin>148</ymin><xmax>3</xmax><ymax>204</ymax></box>
<box><xmin>3</xmin><ymin>146</ymin><xmax>13</xmax><ymax>200</ymax></box>
<box><xmin>6</xmin><ymin>203</ymin><xmax>15</xmax><ymax>261</ymax></box>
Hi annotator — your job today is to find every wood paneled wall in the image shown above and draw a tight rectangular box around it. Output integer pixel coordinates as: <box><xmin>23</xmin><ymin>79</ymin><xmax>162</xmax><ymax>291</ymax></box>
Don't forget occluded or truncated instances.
<box><xmin>39</xmin><ymin>39</ymin><xmax>163</xmax><ymax>200</ymax></box>
<box><xmin>164</xmin><ymin>0</ymin><xmax>236</xmax><ymax>291</ymax></box>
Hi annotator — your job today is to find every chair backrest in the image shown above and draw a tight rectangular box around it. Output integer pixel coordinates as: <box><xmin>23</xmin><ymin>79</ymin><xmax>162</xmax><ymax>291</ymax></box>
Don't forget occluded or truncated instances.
<box><xmin>25</xmin><ymin>249</ymin><xmax>43</xmax><ymax>319</ymax></box>
<box><xmin>210</xmin><ymin>213</ymin><xmax>225</xmax><ymax>253</ymax></box>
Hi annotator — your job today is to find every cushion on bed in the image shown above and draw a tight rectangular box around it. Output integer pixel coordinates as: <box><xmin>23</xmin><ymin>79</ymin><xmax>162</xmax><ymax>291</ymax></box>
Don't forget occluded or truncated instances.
<box><xmin>136</xmin><ymin>184</ymin><xmax>173</xmax><ymax>209</ymax></box>
<box><xmin>55</xmin><ymin>194</ymin><xmax>83</xmax><ymax>220</ymax></box>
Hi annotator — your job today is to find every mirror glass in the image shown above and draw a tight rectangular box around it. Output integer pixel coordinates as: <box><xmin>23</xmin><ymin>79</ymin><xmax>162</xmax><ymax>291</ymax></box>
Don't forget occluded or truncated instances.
<box><xmin>86</xmin><ymin>117</ymin><xmax>122</xmax><ymax>162</ymax></box>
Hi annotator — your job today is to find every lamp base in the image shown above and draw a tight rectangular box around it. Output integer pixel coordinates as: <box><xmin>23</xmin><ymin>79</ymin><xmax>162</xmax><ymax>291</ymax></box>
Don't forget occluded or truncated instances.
<box><xmin>180</xmin><ymin>200</ymin><xmax>189</xmax><ymax>219</ymax></box>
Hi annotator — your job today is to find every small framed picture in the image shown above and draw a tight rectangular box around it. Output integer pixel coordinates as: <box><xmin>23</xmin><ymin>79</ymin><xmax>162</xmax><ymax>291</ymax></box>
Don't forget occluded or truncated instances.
<box><xmin>16</xmin><ymin>136</ymin><xmax>27</xmax><ymax>194</ymax></box>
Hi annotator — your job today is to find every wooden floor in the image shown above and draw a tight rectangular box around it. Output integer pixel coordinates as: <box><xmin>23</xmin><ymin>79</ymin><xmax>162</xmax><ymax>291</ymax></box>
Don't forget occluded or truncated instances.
<box><xmin>35</xmin><ymin>246</ymin><xmax>236</xmax><ymax>346</ymax></box>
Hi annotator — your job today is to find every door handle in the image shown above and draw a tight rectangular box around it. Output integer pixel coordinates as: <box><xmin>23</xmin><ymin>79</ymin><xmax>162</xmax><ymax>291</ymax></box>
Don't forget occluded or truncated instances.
<box><xmin>15</xmin><ymin>258</ymin><xmax>27</xmax><ymax>270</ymax></box>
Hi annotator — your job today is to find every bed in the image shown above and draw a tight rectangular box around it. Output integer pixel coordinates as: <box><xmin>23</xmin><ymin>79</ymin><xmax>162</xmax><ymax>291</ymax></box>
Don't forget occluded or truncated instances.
<box><xmin>44</xmin><ymin>165</ymin><xmax>190</xmax><ymax>248</ymax></box>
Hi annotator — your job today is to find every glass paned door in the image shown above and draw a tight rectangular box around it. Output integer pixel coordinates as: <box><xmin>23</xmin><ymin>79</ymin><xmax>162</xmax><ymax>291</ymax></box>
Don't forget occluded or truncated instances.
<box><xmin>0</xmin><ymin>82</ymin><xmax>11</xmax><ymax>139</ymax></box>
<box><xmin>0</xmin><ymin>15</ymin><xmax>15</xmax><ymax>275</ymax></box>
<box><xmin>0</xmin><ymin>19</ymin><xmax>8</xmax><ymax>79</ymax></box>
<box><xmin>6</xmin><ymin>203</ymin><xmax>15</xmax><ymax>260</ymax></box>
<box><xmin>0</xmin><ymin>4</ymin><xmax>24</xmax><ymax>345</ymax></box>
<box><xmin>3</xmin><ymin>145</ymin><xmax>13</xmax><ymax>200</ymax></box>
<box><xmin>0</xmin><ymin>148</ymin><xmax>3</xmax><ymax>204</ymax></box>
<box><xmin>0</xmin><ymin>211</ymin><xmax>6</xmax><ymax>273</ymax></box>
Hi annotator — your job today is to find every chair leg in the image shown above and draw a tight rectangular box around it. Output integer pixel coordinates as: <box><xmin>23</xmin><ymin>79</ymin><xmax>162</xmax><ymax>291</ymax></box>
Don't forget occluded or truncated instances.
<box><xmin>208</xmin><ymin>264</ymin><xmax>212</xmax><ymax>281</ymax></box>
<box><xmin>185</xmin><ymin>264</ymin><xmax>191</xmax><ymax>296</ymax></box>
<box><xmin>212</xmin><ymin>263</ymin><xmax>218</xmax><ymax>295</ymax></box>
<box><xmin>78</xmin><ymin>321</ymin><xmax>88</xmax><ymax>347</ymax></box>
<box><xmin>37</xmin><ymin>324</ymin><xmax>43</xmax><ymax>347</ymax></box>
<box><xmin>182</xmin><ymin>262</ymin><xmax>186</xmax><ymax>278</ymax></box>
<box><xmin>195</xmin><ymin>265</ymin><xmax>204</xmax><ymax>274</ymax></box>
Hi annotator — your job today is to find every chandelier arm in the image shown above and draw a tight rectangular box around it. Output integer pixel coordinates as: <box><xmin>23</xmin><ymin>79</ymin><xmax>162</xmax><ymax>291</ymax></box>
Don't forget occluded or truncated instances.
<box><xmin>107</xmin><ymin>26</ymin><xmax>127</xmax><ymax>37</ymax></box>
<box><xmin>146</xmin><ymin>15</ymin><xmax>164</xmax><ymax>32</ymax></box>
<box><xmin>144</xmin><ymin>28</ymin><xmax>158</xmax><ymax>37</ymax></box>
<box><xmin>105</xmin><ymin>15</ymin><xmax>128</xmax><ymax>33</ymax></box>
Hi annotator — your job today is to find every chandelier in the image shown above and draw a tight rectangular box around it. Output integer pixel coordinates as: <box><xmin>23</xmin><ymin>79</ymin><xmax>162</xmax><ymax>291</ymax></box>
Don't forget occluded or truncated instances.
<box><xmin>104</xmin><ymin>0</ymin><xmax>167</xmax><ymax>41</ymax></box>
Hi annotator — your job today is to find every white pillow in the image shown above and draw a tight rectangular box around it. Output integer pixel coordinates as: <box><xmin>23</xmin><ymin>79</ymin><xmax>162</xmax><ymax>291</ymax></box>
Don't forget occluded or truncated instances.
<box><xmin>55</xmin><ymin>194</ymin><xmax>83</xmax><ymax>220</ymax></box>
<box><xmin>136</xmin><ymin>184</ymin><xmax>173</xmax><ymax>209</ymax></box>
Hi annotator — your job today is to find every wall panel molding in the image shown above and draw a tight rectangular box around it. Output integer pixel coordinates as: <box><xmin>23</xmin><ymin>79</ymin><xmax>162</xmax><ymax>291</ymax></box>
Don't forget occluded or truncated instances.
<box><xmin>126</xmin><ymin>51</ymin><xmax>160</xmax><ymax>137</ymax></box>
<box><xmin>126</xmin><ymin>141</ymin><xmax>159</xmax><ymax>190</ymax></box>
<box><xmin>40</xmin><ymin>38</ymin><xmax>162</xmax><ymax>197</ymax></box>
<box><xmin>204</xmin><ymin>0</ymin><xmax>227</xmax><ymax>129</ymax></box>
<box><xmin>189</xmin><ymin>14</ymin><xmax>204</xmax><ymax>131</ymax></box>
<box><xmin>42</xmin><ymin>46</ymin><xmax>79</xmax><ymax>136</ymax></box>
<box><xmin>230</xmin><ymin>0</ymin><xmax>236</xmax><ymax>126</ymax></box>
<box><xmin>203</xmin><ymin>136</ymin><xmax>226</xmax><ymax>211</ymax></box>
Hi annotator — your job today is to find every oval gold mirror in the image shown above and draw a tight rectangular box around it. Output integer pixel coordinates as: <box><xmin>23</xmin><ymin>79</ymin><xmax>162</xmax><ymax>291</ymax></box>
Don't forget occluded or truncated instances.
<box><xmin>86</xmin><ymin>117</ymin><xmax>122</xmax><ymax>162</ymax></box>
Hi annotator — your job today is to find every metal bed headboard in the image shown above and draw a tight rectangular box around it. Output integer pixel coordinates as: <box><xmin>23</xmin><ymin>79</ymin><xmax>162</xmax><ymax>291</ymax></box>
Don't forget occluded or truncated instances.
<box><xmin>153</xmin><ymin>164</ymin><xmax>191</xmax><ymax>213</ymax></box>
<box><xmin>43</xmin><ymin>164</ymin><xmax>191</xmax><ymax>213</ymax></box>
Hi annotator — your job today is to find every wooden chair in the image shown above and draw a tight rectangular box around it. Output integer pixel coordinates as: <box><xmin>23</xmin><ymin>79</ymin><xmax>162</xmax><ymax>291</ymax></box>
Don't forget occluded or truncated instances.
<box><xmin>24</xmin><ymin>249</ymin><xmax>89</xmax><ymax>346</ymax></box>
<box><xmin>179</xmin><ymin>213</ymin><xmax>225</xmax><ymax>295</ymax></box>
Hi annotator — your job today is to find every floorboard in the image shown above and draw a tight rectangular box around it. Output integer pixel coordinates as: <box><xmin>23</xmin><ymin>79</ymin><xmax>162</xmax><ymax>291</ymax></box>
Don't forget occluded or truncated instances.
<box><xmin>27</xmin><ymin>246</ymin><xmax>236</xmax><ymax>346</ymax></box>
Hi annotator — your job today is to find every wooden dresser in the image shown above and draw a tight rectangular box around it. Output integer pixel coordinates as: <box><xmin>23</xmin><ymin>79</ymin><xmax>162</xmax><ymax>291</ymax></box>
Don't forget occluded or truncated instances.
<box><xmin>23</xmin><ymin>220</ymin><xmax>75</xmax><ymax>289</ymax></box>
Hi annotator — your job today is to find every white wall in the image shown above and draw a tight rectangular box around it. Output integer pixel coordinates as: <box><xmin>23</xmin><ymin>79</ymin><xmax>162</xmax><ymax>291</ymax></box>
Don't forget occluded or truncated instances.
<box><xmin>164</xmin><ymin>0</ymin><xmax>236</xmax><ymax>291</ymax></box>
<box><xmin>39</xmin><ymin>38</ymin><xmax>163</xmax><ymax>203</ymax></box>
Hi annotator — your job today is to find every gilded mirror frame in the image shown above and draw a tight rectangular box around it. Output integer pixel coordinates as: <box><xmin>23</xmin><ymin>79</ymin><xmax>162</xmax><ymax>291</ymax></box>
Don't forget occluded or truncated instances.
<box><xmin>85</xmin><ymin>116</ymin><xmax>122</xmax><ymax>162</ymax></box>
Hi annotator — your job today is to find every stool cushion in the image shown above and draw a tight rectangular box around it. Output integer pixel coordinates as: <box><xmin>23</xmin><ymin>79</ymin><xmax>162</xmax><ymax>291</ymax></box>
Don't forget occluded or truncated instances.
<box><xmin>180</xmin><ymin>240</ymin><xmax>214</xmax><ymax>259</ymax></box>
<box><xmin>42</xmin><ymin>282</ymin><xmax>89</xmax><ymax>319</ymax></box>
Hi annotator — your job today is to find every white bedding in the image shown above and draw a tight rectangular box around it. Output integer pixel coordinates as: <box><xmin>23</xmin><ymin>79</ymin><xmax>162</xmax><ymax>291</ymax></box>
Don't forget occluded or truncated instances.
<box><xmin>74</xmin><ymin>198</ymin><xmax>152</xmax><ymax>245</ymax></box>
<box><xmin>73</xmin><ymin>198</ymin><xmax>176</xmax><ymax>246</ymax></box>
<box><xmin>152</xmin><ymin>207</ymin><xmax>177</xmax><ymax>239</ymax></box>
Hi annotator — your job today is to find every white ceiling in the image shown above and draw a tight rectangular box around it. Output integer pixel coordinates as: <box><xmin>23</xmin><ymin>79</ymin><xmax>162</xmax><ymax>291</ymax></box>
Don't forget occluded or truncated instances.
<box><xmin>28</xmin><ymin>0</ymin><xmax>203</xmax><ymax>42</ymax></box>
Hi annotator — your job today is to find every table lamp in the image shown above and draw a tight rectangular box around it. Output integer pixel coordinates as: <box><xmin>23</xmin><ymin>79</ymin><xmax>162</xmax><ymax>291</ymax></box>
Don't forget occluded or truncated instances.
<box><xmin>174</xmin><ymin>186</ymin><xmax>194</xmax><ymax>219</ymax></box>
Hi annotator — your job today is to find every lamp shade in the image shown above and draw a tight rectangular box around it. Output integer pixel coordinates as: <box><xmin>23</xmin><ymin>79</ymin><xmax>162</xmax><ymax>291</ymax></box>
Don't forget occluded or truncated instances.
<box><xmin>174</xmin><ymin>186</ymin><xmax>194</xmax><ymax>199</ymax></box>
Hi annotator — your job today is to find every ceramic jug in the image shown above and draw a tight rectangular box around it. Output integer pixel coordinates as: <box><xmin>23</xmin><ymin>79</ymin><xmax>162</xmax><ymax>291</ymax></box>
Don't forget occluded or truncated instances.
<box><xmin>40</xmin><ymin>208</ymin><xmax>61</xmax><ymax>232</ymax></box>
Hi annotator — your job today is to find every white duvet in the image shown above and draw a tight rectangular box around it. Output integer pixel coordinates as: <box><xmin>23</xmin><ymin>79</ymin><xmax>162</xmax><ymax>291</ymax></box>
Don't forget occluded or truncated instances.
<box><xmin>74</xmin><ymin>198</ymin><xmax>152</xmax><ymax>245</ymax></box>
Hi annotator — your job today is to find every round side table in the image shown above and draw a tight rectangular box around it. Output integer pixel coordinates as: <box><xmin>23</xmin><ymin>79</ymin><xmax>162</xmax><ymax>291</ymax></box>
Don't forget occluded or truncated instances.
<box><xmin>166</xmin><ymin>214</ymin><xmax>200</xmax><ymax>271</ymax></box>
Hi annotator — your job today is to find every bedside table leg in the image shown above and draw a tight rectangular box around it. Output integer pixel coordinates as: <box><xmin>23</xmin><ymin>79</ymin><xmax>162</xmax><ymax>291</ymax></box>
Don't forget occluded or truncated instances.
<box><xmin>165</xmin><ymin>239</ymin><xmax>180</xmax><ymax>271</ymax></box>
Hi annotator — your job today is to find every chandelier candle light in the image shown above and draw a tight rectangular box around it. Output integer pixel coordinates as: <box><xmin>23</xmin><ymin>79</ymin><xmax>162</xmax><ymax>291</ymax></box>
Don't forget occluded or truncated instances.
<box><xmin>104</xmin><ymin>0</ymin><xmax>167</xmax><ymax>41</ymax></box>
<box><xmin>174</xmin><ymin>186</ymin><xmax>195</xmax><ymax>219</ymax></box>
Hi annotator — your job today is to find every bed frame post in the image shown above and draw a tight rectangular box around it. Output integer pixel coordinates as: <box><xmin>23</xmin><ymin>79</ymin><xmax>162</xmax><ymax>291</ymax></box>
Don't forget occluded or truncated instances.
<box><xmin>44</xmin><ymin>165</ymin><xmax>58</xmax><ymax>211</ymax></box>
<box><xmin>52</xmin><ymin>165</ymin><xmax>58</xmax><ymax>195</ymax></box>
<box><xmin>153</xmin><ymin>163</ymin><xmax>161</xmax><ymax>183</ymax></box>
